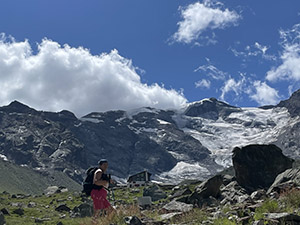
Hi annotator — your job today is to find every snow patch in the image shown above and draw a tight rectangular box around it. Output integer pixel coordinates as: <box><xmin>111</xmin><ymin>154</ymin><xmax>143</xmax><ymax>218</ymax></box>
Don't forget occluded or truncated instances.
<box><xmin>126</xmin><ymin>107</ymin><xmax>161</xmax><ymax>119</ymax></box>
<box><xmin>156</xmin><ymin>161</ymin><xmax>211</xmax><ymax>183</ymax></box>
<box><xmin>157</xmin><ymin>119</ymin><xmax>171</xmax><ymax>125</ymax></box>
<box><xmin>0</xmin><ymin>154</ymin><xmax>8</xmax><ymax>161</ymax></box>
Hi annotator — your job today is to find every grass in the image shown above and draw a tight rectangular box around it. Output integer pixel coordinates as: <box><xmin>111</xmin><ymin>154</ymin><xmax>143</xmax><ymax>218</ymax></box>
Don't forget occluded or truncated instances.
<box><xmin>0</xmin><ymin>160</ymin><xmax>81</xmax><ymax>194</ymax></box>
<box><xmin>254</xmin><ymin>199</ymin><xmax>281</xmax><ymax>220</ymax></box>
<box><xmin>212</xmin><ymin>217</ymin><xmax>236</xmax><ymax>225</ymax></box>
<box><xmin>169</xmin><ymin>208</ymin><xmax>207</xmax><ymax>224</ymax></box>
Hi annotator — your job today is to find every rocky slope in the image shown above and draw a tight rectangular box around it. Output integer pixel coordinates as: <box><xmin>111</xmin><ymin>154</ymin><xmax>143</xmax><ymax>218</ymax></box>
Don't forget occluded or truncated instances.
<box><xmin>1</xmin><ymin>89</ymin><xmax>300</xmax><ymax>189</ymax></box>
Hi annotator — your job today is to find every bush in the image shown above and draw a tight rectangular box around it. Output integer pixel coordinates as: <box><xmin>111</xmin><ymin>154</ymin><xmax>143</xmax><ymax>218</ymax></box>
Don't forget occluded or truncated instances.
<box><xmin>254</xmin><ymin>199</ymin><xmax>280</xmax><ymax>220</ymax></box>
<box><xmin>213</xmin><ymin>217</ymin><xmax>236</xmax><ymax>225</ymax></box>
<box><xmin>280</xmin><ymin>188</ymin><xmax>300</xmax><ymax>210</ymax></box>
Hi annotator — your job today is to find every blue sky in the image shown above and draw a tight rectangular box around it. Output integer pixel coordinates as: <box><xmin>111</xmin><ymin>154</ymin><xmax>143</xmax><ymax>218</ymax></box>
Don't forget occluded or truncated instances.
<box><xmin>0</xmin><ymin>0</ymin><xmax>300</xmax><ymax>116</ymax></box>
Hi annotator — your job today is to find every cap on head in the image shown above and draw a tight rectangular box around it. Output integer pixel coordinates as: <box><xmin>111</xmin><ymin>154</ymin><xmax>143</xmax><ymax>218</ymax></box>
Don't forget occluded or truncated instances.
<box><xmin>98</xmin><ymin>159</ymin><xmax>108</xmax><ymax>165</ymax></box>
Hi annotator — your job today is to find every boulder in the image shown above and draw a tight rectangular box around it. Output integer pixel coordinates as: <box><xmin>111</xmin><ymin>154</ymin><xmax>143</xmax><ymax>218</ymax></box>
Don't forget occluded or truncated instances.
<box><xmin>143</xmin><ymin>185</ymin><xmax>167</xmax><ymax>202</ymax></box>
<box><xmin>220</xmin><ymin>181</ymin><xmax>248</xmax><ymax>205</ymax></box>
<box><xmin>44</xmin><ymin>186</ymin><xmax>59</xmax><ymax>195</ymax></box>
<box><xmin>162</xmin><ymin>200</ymin><xmax>193</xmax><ymax>213</ymax></box>
<box><xmin>170</xmin><ymin>187</ymin><xmax>192</xmax><ymax>199</ymax></box>
<box><xmin>160</xmin><ymin>212</ymin><xmax>183</xmax><ymax>221</ymax></box>
<box><xmin>0</xmin><ymin>208</ymin><xmax>9</xmax><ymax>215</ymax></box>
<box><xmin>267</xmin><ymin>168</ymin><xmax>300</xmax><ymax>194</ymax></box>
<box><xmin>70</xmin><ymin>203</ymin><xmax>93</xmax><ymax>218</ymax></box>
<box><xmin>124</xmin><ymin>216</ymin><xmax>143</xmax><ymax>225</ymax></box>
<box><xmin>0</xmin><ymin>212</ymin><xmax>5</xmax><ymax>225</ymax></box>
<box><xmin>250</xmin><ymin>189</ymin><xmax>267</xmax><ymax>201</ymax></box>
<box><xmin>55</xmin><ymin>204</ymin><xmax>71</xmax><ymax>212</ymax></box>
<box><xmin>187</xmin><ymin>175</ymin><xmax>223</xmax><ymax>205</ymax></box>
<box><xmin>12</xmin><ymin>208</ymin><xmax>24</xmax><ymax>216</ymax></box>
<box><xmin>44</xmin><ymin>186</ymin><xmax>68</xmax><ymax>196</ymax></box>
<box><xmin>232</xmin><ymin>144</ymin><xmax>293</xmax><ymax>193</ymax></box>
<box><xmin>265</xmin><ymin>213</ymin><xmax>300</xmax><ymax>224</ymax></box>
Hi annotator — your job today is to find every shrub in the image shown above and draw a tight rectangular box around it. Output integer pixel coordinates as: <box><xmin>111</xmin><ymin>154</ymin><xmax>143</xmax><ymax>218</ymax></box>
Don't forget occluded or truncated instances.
<box><xmin>213</xmin><ymin>217</ymin><xmax>236</xmax><ymax>225</ymax></box>
<box><xmin>280</xmin><ymin>188</ymin><xmax>300</xmax><ymax>210</ymax></box>
<box><xmin>254</xmin><ymin>199</ymin><xmax>280</xmax><ymax>220</ymax></box>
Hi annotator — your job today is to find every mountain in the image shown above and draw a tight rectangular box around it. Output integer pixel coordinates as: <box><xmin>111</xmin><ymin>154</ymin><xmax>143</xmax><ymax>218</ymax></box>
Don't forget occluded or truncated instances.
<box><xmin>1</xmin><ymin>90</ymin><xmax>300</xmax><ymax>192</ymax></box>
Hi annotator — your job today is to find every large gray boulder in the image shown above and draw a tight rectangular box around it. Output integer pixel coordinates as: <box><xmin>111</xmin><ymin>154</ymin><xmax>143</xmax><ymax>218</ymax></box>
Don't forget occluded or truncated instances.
<box><xmin>162</xmin><ymin>200</ymin><xmax>193</xmax><ymax>213</ymax></box>
<box><xmin>185</xmin><ymin>174</ymin><xmax>223</xmax><ymax>206</ymax></box>
<box><xmin>232</xmin><ymin>144</ymin><xmax>293</xmax><ymax>193</ymax></box>
<box><xmin>71</xmin><ymin>203</ymin><xmax>93</xmax><ymax>218</ymax></box>
<box><xmin>267</xmin><ymin>168</ymin><xmax>300</xmax><ymax>194</ymax></box>
<box><xmin>143</xmin><ymin>184</ymin><xmax>167</xmax><ymax>202</ymax></box>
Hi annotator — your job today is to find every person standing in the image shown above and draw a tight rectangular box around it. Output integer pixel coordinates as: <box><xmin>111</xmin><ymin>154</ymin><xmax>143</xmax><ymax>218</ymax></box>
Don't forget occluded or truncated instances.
<box><xmin>91</xmin><ymin>159</ymin><xmax>114</xmax><ymax>219</ymax></box>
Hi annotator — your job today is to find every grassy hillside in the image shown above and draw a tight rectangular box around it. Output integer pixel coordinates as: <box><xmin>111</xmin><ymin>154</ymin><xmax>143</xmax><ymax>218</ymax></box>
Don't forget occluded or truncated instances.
<box><xmin>0</xmin><ymin>160</ymin><xmax>81</xmax><ymax>194</ymax></box>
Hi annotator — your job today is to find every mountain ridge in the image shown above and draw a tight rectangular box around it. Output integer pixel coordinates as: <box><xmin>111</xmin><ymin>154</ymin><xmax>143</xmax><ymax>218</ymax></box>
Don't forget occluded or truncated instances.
<box><xmin>0</xmin><ymin>90</ymin><xmax>300</xmax><ymax>191</ymax></box>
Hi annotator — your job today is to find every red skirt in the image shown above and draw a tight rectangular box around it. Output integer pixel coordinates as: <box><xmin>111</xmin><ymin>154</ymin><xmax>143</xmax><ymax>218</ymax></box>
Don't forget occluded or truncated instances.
<box><xmin>91</xmin><ymin>188</ymin><xmax>111</xmax><ymax>210</ymax></box>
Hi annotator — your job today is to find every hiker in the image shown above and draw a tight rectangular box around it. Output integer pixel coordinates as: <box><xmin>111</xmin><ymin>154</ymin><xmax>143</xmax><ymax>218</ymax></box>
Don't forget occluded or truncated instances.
<box><xmin>91</xmin><ymin>159</ymin><xmax>114</xmax><ymax>218</ymax></box>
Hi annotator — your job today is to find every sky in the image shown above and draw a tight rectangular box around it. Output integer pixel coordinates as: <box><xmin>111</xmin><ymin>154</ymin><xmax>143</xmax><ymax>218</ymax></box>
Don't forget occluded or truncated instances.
<box><xmin>0</xmin><ymin>0</ymin><xmax>300</xmax><ymax>116</ymax></box>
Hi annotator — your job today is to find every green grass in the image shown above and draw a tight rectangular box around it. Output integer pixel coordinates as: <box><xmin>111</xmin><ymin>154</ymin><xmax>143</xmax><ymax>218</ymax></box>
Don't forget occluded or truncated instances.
<box><xmin>0</xmin><ymin>160</ymin><xmax>81</xmax><ymax>194</ymax></box>
<box><xmin>212</xmin><ymin>217</ymin><xmax>236</xmax><ymax>225</ymax></box>
<box><xmin>254</xmin><ymin>199</ymin><xmax>281</xmax><ymax>220</ymax></box>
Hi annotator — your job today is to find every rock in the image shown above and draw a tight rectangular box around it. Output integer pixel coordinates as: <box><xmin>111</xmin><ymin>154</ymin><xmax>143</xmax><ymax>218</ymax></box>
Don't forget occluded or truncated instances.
<box><xmin>70</xmin><ymin>203</ymin><xmax>93</xmax><ymax>218</ymax></box>
<box><xmin>137</xmin><ymin>196</ymin><xmax>152</xmax><ymax>208</ymax></box>
<box><xmin>0</xmin><ymin>212</ymin><xmax>5</xmax><ymax>225</ymax></box>
<box><xmin>252</xmin><ymin>220</ymin><xmax>264</xmax><ymax>225</ymax></box>
<box><xmin>232</xmin><ymin>144</ymin><xmax>293</xmax><ymax>193</ymax></box>
<box><xmin>160</xmin><ymin>212</ymin><xmax>182</xmax><ymax>221</ymax></box>
<box><xmin>44</xmin><ymin>186</ymin><xmax>59</xmax><ymax>195</ymax></box>
<box><xmin>162</xmin><ymin>200</ymin><xmax>193</xmax><ymax>213</ymax></box>
<box><xmin>220</xmin><ymin>181</ymin><xmax>248</xmax><ymax>205</ymax></box>
<box><xmin>28</xmin><ymin>202</ymin><xmax>37</xmax><ymax>208</ymax></box>
<box><xmin>237</xmin><ymin>216</ymin><xmax>252</xmax><ymax>225</ymax></box>
<box><xmin>267</xmin><ymin>168</ymin><xmax>300</xmax><ymax>194</ymax></box>
<box><xmin>143</xmin><ymin>185</ymin><xmax>167</xmax><ymax>202</ymax></box>
<box><xmin>124</xmin><ymin>216</ymin><xmax>144</xmax><ymax>225</ymax></box>
<box><xmin>186</xmin><ymin>174</ymin><xmax>223</xmax><ymax>206</ymax></box>
<box><xmin>55</xmin><ymin>204</ymin><xmax>71</xmax><ymax>212</ymax></box>
<box><xmin>194</xmin><ymin>174</ymin><xmax>223</xmax><ymax>198</ymax></box>
<box><xmin>265</xmin><ymin>212</ymin><xmax>300</xmax><ymax>224</ymax></box>
<box><xmin>222</xmin><ymin>174</ymin><xmax>234</xmax><ymax>186</ymax></box>
<box><xmin>250</xmin><ymin>189</ymin><xmax>266</xmax><ymax>200</ymax></box>
<box><xmin>35</xmin><ymin>218</ymin><xmax>51</xmax><ymax>223</ymax></box>
<box><xmin>0</xmin><ymin>208</ymin><xmax>9</xmax><ymax>215</ymax></box>
<box><xmin>170</xmin><ymin>187</ymin><xmax>192</xmax><ymax>199</ymax></box>
<box><xmin>12</xmin><ymin>208</ymin><xmax>24</xmax><ymax>216</ymax></box>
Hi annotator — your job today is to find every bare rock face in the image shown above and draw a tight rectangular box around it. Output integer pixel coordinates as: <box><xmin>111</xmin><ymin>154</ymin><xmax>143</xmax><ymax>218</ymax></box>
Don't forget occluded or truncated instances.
<box><xmin>267</xmin><ymin>168</ymin><xmax>300</xmax><ymax>194</ymax></box>
<box><xmin>232</xmin><ymin>144</ymin><xmax>294</xmax><ymax>193</ymax></box>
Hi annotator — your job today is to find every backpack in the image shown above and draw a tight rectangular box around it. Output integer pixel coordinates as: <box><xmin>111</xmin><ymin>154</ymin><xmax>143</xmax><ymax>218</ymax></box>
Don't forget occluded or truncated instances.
<box><xmin>82</xmin><ymin>167</ymin><xmax>98</xmax><ymax>196</ymax></box>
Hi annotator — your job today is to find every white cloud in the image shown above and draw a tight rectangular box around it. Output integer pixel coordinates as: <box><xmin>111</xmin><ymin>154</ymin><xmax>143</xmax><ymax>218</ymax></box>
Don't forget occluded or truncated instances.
<box><xmin>230</xmin><ymin>42</ymin><xmax>276</xmax><ymax>61</ymax></box>
<box><xmin>220</xmin><ymin>77</ymin><xmax>245</xmax><ymax>101</ymax></box>
<box><xmin>194</xmin><ymin>59</ymin><xmax>227</xmax><ymax>80</ymax></box>
<box><xmin>195</xmin><ymin>79</ymin><xmax>211</xmax><ymax>88</ymax></box>
<box><xmin>250</xmin><ymin>81</ymin><xmax>280</xmax><ymax>105</ymax></box>
<box><xmin>172</xmin><ymin>0</ymin><xmax>240</xmax><ymax>44</ymax></box>
<box><xmin>266</xmin><ymin>24</ymin><xmax>300</xmax><ymax>82</ymax></box>
<box><xmin>0</xmin><ymin>35</ymin><xmax>187</xmax><ymax>116</ymax></box>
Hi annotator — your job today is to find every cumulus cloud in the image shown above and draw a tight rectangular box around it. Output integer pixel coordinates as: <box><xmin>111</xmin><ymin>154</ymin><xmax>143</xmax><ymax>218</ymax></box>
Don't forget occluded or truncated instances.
<box><xmin>172</xmin><ymin>0</ymin><xmax>240</xmax><ymax>44</ymax></box>
<box><xmin>250</xmin><ymin>81</ymin><xmax>280</xmax><ymax>105</ymax></box>
<box><xmin>220</xmin><ymin>76</ymin><xmax>245</xmax><ymax>101</ymax></box>
<box><xmin>195</xmin><ymin>79</ymin><xmax>211</xmax><ymax>89</ymax></box>
<box><xmin>266</xmin><ymin>24</ymin><xmax>300</xmax><ymax>82</ymax></box>
<box><xmin>0</xmin><ymin>35</ymin><xmax>187</xmax><ymax>116</ymax></box>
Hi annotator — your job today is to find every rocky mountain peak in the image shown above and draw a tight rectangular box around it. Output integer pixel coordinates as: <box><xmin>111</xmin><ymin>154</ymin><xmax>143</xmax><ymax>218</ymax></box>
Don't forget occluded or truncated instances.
<box><xmin>277</xmin><ymin>88</ymin><xmax>300</xmax><ymax>117</ymax></box>
<box><xmin>184</xmin><ymin>98</ymin><xmax>240</xmax><ymax>120</ymax></box>
<box><xmin>1</xmin><ymin>100</ymin><xmax>36</xmax><ymax>114</ymax></box>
